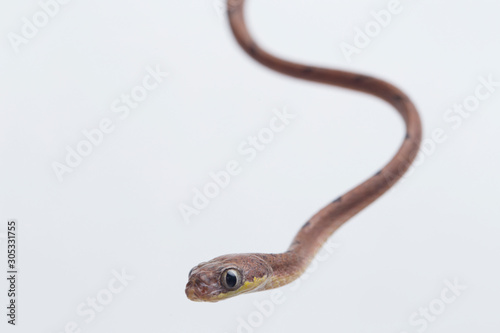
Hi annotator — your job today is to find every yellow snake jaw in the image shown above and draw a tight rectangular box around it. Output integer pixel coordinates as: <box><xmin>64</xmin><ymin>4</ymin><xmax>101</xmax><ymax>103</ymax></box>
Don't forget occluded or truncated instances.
<box><xmin>185</xmin><ymin>0</ymin><xmax>422</xmax><ymax>302</ymax></box>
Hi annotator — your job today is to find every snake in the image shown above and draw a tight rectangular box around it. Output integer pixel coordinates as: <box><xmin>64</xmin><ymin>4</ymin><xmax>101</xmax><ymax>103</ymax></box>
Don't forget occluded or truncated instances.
<box><xmin>185</xmin><ymin>0</ymin><xmax>422</xmax><ymax>302</ymax></box>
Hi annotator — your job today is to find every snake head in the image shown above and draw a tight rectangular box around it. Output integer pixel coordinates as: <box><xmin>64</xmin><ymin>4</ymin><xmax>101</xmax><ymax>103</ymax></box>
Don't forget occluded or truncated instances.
<box><xmin>185</xmin><ymin>253</ymin><xmax>273</xmax><ymax>302</ymax></box>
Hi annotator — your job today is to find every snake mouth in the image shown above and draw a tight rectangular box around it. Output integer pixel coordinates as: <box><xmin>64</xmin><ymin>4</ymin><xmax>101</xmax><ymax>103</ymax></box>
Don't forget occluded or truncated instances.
<box><xmin>185</xmin><ymin>279</ymin><xmax>219</xmax><ymax>302</ymax></box>
<box><xmin>185</xmin><ymin>280</ymin><xmax>204</xmax><ymax>302</ymax></box>
<box><xmin>185</xmin><ymin>287</ymin><xmax>203</xmax><ymax>302</ymax></box>
<box><xmin>185</xmin><ymin>287</ymin><xmax>222</xmax><ymax>302</ymax></box>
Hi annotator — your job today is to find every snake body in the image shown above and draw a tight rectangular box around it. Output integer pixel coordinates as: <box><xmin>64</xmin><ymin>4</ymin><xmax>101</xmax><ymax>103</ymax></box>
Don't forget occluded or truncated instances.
<box><xmin>185</xmin><ymin>0</ymin><xmax>422</xmax><ymax>302</ymax></box>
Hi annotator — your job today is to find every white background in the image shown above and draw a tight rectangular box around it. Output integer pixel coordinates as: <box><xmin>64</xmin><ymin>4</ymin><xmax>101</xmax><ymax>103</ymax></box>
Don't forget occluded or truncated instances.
<box><xmin>1</xmin><ymin>0</ymin><xmax>499</xmax><ymax>332</ymax></box>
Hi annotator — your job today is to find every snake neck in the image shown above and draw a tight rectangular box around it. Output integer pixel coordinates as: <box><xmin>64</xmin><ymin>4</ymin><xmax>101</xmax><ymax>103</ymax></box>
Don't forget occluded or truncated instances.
<box><xmin>253</xmin><ymin>253</ymin><xmax>309</xmax><ymax>290</ymax></box>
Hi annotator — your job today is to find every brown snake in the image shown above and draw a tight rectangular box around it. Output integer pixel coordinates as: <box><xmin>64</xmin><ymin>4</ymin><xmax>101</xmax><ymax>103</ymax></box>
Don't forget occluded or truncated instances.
<box><xmin>185</xmin><ymin>0</ymin><xmax>422</xmax><ymax>302</ymax></box>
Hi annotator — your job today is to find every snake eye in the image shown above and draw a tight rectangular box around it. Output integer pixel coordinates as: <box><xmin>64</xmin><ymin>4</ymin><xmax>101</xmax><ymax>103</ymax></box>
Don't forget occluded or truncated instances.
<box><xmin>221</xmin><ymin>269</ymin><xmax>242</xmax><ymax>290</ymax></box>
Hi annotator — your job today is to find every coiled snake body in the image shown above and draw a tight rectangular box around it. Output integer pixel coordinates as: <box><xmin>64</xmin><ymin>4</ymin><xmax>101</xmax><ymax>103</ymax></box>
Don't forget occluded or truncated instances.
<box><xmin>185</xmin><ymin>0</ymin><xmax>422</xmax><ymax>302</ymax></box>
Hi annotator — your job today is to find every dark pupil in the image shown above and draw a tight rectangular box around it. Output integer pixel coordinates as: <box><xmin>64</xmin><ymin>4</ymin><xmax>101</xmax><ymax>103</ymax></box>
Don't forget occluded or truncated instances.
<box><xmin>225</xmin><ymin>271</ymin><xmax>237</xmax><ymax>287</ymax></box>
